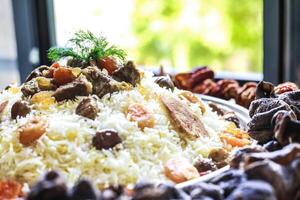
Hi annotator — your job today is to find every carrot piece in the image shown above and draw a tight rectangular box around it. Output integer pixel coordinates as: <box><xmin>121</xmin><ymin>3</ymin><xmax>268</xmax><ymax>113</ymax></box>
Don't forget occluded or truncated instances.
<box><xmin>53</xmin><ymin>67</ymin><xmax>76</xmax><ymax>85</ymax></box>
<box><xmin>220</xmin><ymin>133</ymin><xmax>250</xmax><ymax>147</ymax></box>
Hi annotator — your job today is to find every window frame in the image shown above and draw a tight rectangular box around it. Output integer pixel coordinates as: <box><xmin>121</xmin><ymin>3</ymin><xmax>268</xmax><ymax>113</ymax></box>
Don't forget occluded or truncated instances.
<box><xmin>13</xmin><ymin>0</ymin><xmax>283</xmax><ymax>84</ymax></box>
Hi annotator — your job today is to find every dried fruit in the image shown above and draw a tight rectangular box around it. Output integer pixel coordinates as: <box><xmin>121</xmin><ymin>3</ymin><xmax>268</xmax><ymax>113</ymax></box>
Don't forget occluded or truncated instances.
<box><xmin>31</xmin><ymin>91</ymin><xmax>56</xmax><ymax>109</ymax></box>
<box><xmin>53</xmin><ymin>66</ymin><xmax>76</xmax><ymax>85</ymax></box>
<box><xmin>127</xmin><ymin>103</ymin><xmax>154</xmax><ymax>129</ymax></box>
<box><xmin>97</xmin><ymin>56</ymin><xmax>118</xmax><ymax>75</ymax></box>
<box><xmin>19</xmin><ymin>117</ymin><xmax>48</xmax><ymax>146</ymax></box>
<box><xmin>92</xmin><ymin>129</ymin><xmax>122</xmax><ymax>150</ymax></box>
<box><xmin>0</xmin><ymin>180</ymin><xmax>22</xmax><ymax>199</ymax></box>
<box><xmin>164</xmin><ymin>158</ymin><xmax>199</xmax><ymax>183</ymax></box>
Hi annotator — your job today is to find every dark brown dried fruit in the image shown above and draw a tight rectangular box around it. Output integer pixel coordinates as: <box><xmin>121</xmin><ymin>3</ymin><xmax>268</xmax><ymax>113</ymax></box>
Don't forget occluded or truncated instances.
<box><xmin>161</xmin><ymin>95</ymin><xmax>208</xmax><ymax>139</ymax></box>
<box><xmin>255</xmin><ymin>81</ymin><xmax>276</xmax><ymax>99</ymax></box>
<box><xmin>21</xmin><ymin>79</ymin><xmax>41</xmax><ymax>97</ymax></box>
<box><xmin>71</xmin><ymin>179</ymin><xmax>98</xmax><ymax>200</ymax></box>
<box><xmin>76</xmin><ymin>97</ymin><xmax>99</xmax><ymax>120</ymax></box>
<box><xmin>11</xmin><ymin>100</ymin><xmax>31</xmax><ymax>119</ymax></box>
<box><xmin>25</xmin><ymin>65</ymin><xmax>49</xmax><ymax>82</ymax></box>
<box><xmin>92</xmin><ymin>129</ymin><xmax>122</xmax><ymax>150</ymax></box>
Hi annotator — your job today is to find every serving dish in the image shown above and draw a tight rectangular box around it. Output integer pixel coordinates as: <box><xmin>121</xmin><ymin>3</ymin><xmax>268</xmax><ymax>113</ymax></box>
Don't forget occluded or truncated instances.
<box><xmin>177</xmin><ymin>95</ymin><xmax>250</xmax><ymax>189</ymax></box>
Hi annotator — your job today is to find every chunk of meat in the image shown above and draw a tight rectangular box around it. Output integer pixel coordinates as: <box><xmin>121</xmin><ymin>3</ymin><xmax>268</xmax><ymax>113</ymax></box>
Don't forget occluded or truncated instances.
<box><xmin>76</xmin><ymin>97</ymin><xmax>99</xmax><ymax>120</ymax></box>
<box><xmin>127</xmin><ymin>103</ymin><xmax>154</xmax><ymax>129</ymax></box>
<box><xmin>25</xmin><ymin>65</ymin><xmax>49</xmax><ymax>82</ymax></box>
<box><xmin>161</xmin><ymin>95</ymin><xmax>208</xmax><ymax>139</ymax></box>
<box><xmin>208</xmin><ymin>102</ymin><xmax>225</xmax><ymax>116</ymax></box>
<box><xmin>11</xmin><ymin>100</ymin><xmax>31</xmax><ymax>119</ymax></box>
<box><xmin>18</xmin><ymin>117</ymin><xmax>48</xmax><ymax>146</ymax></box>
<box><xmin>52</xmin><ymin>77</ymin><xmax>92</xmax><ymax>102</ymax></box>
<box><xmin>0</xmin><ymin>180</ymin><xmax>22</xmax><ymax>199</ymax></box>
<box><xmin>112</xmin><ymin>61</ymin><xmax>141</xmax><ymax>86</ymax></box>
<box><xmin>82</xmin><ymin>66</ymin><xmax>130</xmax><ymax>98</ymax></box>
<box><xmin>92</xmin><ymin>129</ymin><xmax>122</xmax><ymax>150</ymax></box>
<box><xmin>53</xmin><ymin>66</ymin><xmax>77</xmax><ymax>86</ymax></box>
<box><xmin>21</xmin><ymin>78</ymin><xmax>41</xmax><ymax>97</ymax></box>
<box><xmin>164</xmin><ymin>157</ymin><xmax>199</xmax><ymax>183</ymax></box>
<box><xmin>193</xmin><ymin>157</ymin><xmax>217</xmax><ymax>173</ymax></box>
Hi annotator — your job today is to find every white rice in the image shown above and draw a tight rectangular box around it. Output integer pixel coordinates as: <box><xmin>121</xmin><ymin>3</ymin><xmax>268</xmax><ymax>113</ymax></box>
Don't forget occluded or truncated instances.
<box><xmin>0</xmin><ymin>70</ymin><xmax>229</xmax><ymax>188</ymax></box>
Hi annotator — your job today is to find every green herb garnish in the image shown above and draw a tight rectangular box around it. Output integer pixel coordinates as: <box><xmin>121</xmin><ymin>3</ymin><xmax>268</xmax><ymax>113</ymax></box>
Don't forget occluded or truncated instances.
<box><xmin>48</xmin><ymin>30</ymin><xmax>126</xmax><ymax>64</ymax></box>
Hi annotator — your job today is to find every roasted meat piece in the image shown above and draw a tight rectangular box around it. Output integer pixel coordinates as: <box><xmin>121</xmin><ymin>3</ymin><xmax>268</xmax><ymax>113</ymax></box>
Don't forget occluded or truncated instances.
<box><xmin>275</xmin><ymin>82</ymin><xmax>298</xmax><ymax>94</ymax></box>
<box><xmin>255</xmin><ymin>81</ymin><xmax>276</xmax><ymax>99</ymax></box>
<box><xmin>25</xmin><ymin>65</ymin><xmax>50</xmax><ymax>82</ymax></box>
<box><xmin>82</xmin><ymin>66</ymin><xmax>130</xmax><ymax>98</ymax></box>
<box><xmin>229</xmin><ymin>146</ymin><xmax>265</xmax><ymax>169</ymax></box>
<box><xmin>236</xmin><ymin>82</ymin><xmax>256</xmax><ymax>108</ymax></box>
<box><xmin>21</xmin><ymin>78</ymin><xmax>41</xmax><ymax>97</ymax></box>
<box><xmin>161</xmin><ymin>95</ymin><xmax>208</xmax><ymax>139</ymax></box>
<box><xmin>75</xmin><ymin>97</ymin><xmax>99</xmax><ymax>120</ymax></box>
<box><xmin>193</xmin><ymin>157</ymin><xmax>217</xmax><ymax>173</ymax></box>
<box><xmin>112</xmin><ymin>61</ymin><xmax>141</xmax><ymax>86</ymax></box>
<box><xmin>52</xmin><ymin>76</ymin><xmax>92</xmax><ymax>102</ymax></box>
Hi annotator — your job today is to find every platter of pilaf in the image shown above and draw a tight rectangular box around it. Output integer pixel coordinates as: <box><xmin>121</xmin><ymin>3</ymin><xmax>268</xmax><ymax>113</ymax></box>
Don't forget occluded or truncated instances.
<box><xmin>3</xmin><ymin>31</ymin><xmax>300</xmax><ymax>199</ymax></box>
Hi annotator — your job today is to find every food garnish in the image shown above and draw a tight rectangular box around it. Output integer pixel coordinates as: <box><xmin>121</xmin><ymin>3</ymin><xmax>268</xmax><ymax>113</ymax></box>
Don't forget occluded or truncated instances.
<box><xmin>48</xmin><ymin>30</ymin><xmax>126</xmax><ymax>70</ymax></box>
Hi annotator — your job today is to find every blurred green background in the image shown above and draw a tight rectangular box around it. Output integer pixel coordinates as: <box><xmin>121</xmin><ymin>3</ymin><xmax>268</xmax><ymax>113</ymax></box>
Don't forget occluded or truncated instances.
<box><xmin>54</xmin><ymin>0</ymin><xmax>263</xmax><ymax>73</ymax></box>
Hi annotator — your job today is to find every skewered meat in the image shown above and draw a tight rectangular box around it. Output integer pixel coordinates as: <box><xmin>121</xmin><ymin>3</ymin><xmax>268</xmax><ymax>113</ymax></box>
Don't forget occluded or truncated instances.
<box><xmin>112</xmin><ymin>61</ymin><xmax>141</xmax><ymax>86</ymax></box>
<box><xmin>75</xmin><ymin>97</ymin><xmax>99</xmax><ymax>120</ymax></box>
<box><xmin>155</xmin><ymin>75</ymin><xmax>175</xmax><ymax>91</ymax></box>
<box><xmin>161</xmin><ymin>95</ymin><xmax>208</xmax><ymax>139</ymax></box>
<box><xmin>11</xmin><ymin>100</ymin><xmax>31</xmax><ymax>119</ymax></box>
<box><xmin>92</xmin><ymin>129</ymin><xmax>122</xmax><ymax>150</ymax></box>
<box><xmin>216</xmin><ymin>79</ymin><xmax>239</xmax><ymax>100</ymax></box>
<box><xmin>52</xmin><ymin>76</ymin><xmax>92</xmax><ymax>101</ymax></box>
<box><xmin>226</xmin><ymin>180</ymin><xmax>277</xmax><ymax>200</ymax></box>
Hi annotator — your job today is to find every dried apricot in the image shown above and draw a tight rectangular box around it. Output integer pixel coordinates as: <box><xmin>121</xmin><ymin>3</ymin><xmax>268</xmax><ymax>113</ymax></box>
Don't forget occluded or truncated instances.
<box><xmin>127</xmin><ymin>103</ymin><xmax>154</xmax><ymax>129</ymax></box>
<box><xmin>53</xmin><ymin>67</ymin><xmax>76</xmax><ymax>85</ymax></box>
<box><xmin>31</xmin><ymin>91</ymin><xmax>56</xmax><ymax>109</ymax></box>
<box><xmin>0</xmin><ymin>180</ymin><xmax>22</xmax><ymax>199</ymax></box>
<box><xmin>164</xmin><ymin>158</ymin><xmax>199</xmax><ymax>183</ymax></box>
<box><xmin>19</xmin><ymin>117</ymin><xmax>48</xmax><ymax>146</ymax></box>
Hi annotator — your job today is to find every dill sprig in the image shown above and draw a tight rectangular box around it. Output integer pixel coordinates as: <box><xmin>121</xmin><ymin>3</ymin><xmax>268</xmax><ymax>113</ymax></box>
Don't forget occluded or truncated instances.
<box><xmin>48</xmin><ymin>30</ymin><xmax>127</xmax><ymax>63</ymax></box>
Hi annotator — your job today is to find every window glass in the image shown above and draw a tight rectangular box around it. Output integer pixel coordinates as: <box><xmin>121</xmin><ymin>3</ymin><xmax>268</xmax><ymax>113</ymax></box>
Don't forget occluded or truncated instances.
<box><xmin>0</xmin><ymin>0</ymin><xmax>19</xmax><ymax>88</ymax></box>
<box><xmin>54</xmin><ymin>0</ymin><xmax>262</xmax><ymax>74</ymax></box>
